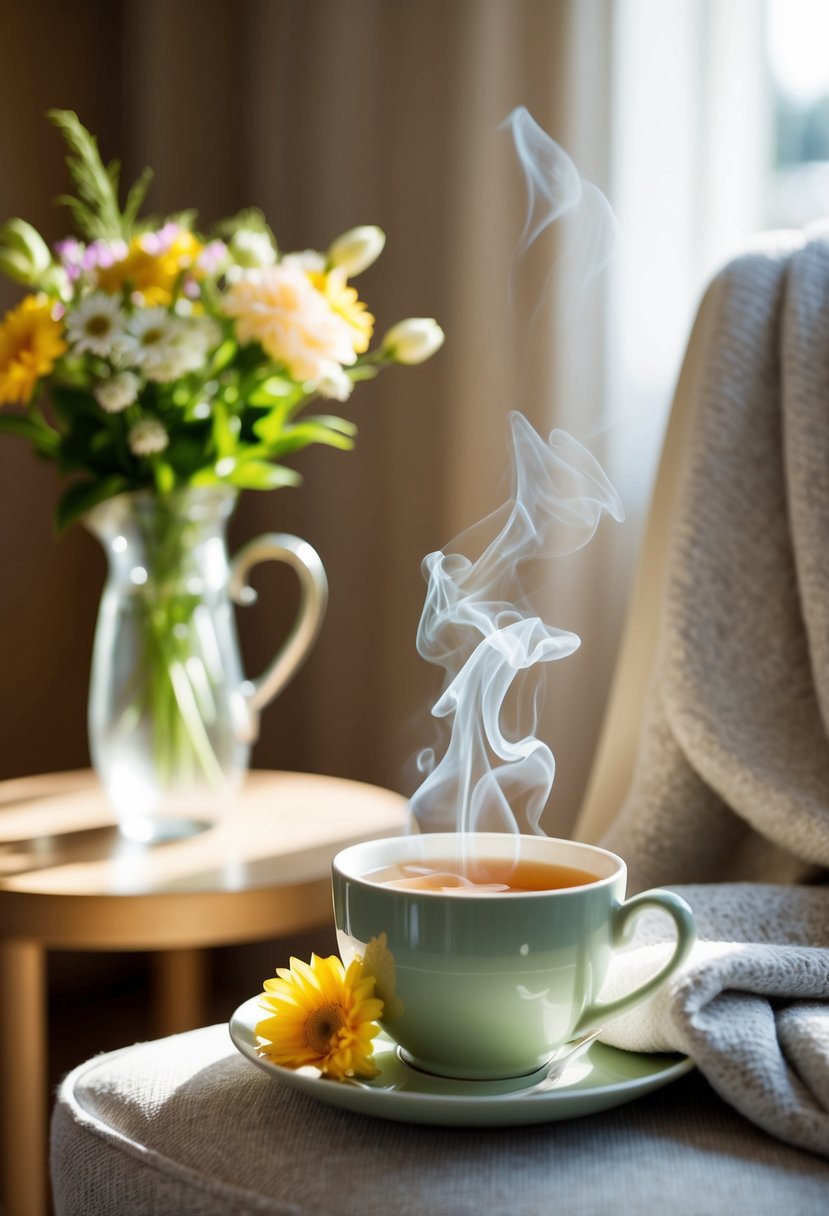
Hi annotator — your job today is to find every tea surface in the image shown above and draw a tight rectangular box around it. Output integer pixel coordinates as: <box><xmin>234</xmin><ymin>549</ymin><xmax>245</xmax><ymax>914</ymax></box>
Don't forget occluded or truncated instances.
<box><xmin>363</xmin><ymin>857</ymin><xmax>598</xmax><ymax>894</ymax></box>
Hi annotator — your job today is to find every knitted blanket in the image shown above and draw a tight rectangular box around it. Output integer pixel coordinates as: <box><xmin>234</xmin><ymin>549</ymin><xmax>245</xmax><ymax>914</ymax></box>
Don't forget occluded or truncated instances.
<box><xmin>597</xmin><ymin>231</ymin><xmax>829</xmax><ymax>1155</ymax></box>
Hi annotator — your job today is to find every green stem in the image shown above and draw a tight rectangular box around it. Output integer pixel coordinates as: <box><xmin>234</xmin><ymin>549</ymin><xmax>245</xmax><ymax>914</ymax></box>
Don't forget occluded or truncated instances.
<box><xmin>125</xmin><ymin>499</ymin><xmax>227</xmax><ymax>790</ymax></box>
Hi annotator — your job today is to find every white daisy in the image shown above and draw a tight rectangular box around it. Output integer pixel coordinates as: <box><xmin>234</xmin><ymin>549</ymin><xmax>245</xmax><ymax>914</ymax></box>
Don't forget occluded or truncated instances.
<box><xmin>120</xmin><ymin>307</ymin><xmax>181</xmax><ymax>372</ymax></box>
<box><xmin>143</xmin><ymin>315</ymin><xmax>222</xmax><ymax>383</ymax></box>
<box><xmin>65</xmin><ymin>292</ymin><xmax>126</xmax><ymax>357</ymax></box>
<box><xmin>94</xmin><ymin>371</ymin><xmax>140</xmax><ymax>414</ymax></box>
<box><xmin>128</xmin><ymin>418</ymin><xmax>169</xmax><ymax>456</ymax></box>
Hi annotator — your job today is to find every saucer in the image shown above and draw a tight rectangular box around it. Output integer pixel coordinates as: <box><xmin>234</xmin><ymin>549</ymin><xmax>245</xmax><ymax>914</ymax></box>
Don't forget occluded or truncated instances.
<box><xmin>229</xmin><ymin>996</ymin><xmax>693</xmax><ymax>1128</ymax></box>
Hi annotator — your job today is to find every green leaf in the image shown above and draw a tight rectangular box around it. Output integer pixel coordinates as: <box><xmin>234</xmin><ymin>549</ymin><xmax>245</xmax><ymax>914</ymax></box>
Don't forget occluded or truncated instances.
<box><xmin>211</xmin><ymin>399</ymin><xmax>240</xmax><ymax>458</ymax></box>
<box><xmin>209</xmin><ymin>338</ymin><xmax>238</xmax><ymax>375</ymax></box>
<box><xmin>48</xmin><ymin>109</ymin><xmax>124</xmax><ymax>240</ymax></box>
<box><xmin>55</xmin><ymin>474</ymin><xmax>131</xmax><ymax>532</ymax></box>
<box><xmin>122</xmin><ymin>166</ymin><xmax>154</xmax><ymax>230</ymax></box>
<box><xmin>162</xmin><ymin>431</ymin><xmax>212</xmax><ymax>480</ymax></box>
<box><xmin>49</xmin><ymin>384</ymin><xmax>99</xmax><ymax>424</ymax></box>
<box><xmin>133</xmin><ymin>207</ymin><xmax>197</xmax><ymax>236</ymax></box>
<box><xmin>0</xmin><ymin>413</ymin><xmax>59</xmax><ymax>454</ymax></box>
<box><xmin>247</xmin><ymin>375</ymin><xmax>303</xmax><ymax>408</ymax></box>
<box><xmin>47</xmin><ymin>109</ymin><xmax>153</xmax><ymax>240</ymax></box>
<box><xmin>212</xmin><ymin>207</ymin><xmax>276</xmax><ymax>246</ymax></box>
<box><xmin>153</xmin><ymin>460</ymin><xmax>176</xmax><ymax>494</ymax></box>
<box><xmin>189</xmin><ymin>467</ymin><xmax>220</xmax><ymax>488</ymax></box>
<box><xmin>250</xmin><ymin>392</ymin><xmax>310</xmax><ymax>445</ymax></box>
<box><xmin>263</xmin><ymin>418</ymin><xmax>357</xmax><ymax>458</ymax></box>
<box><xmin>224</xmin><ymin>461</ymin><xmax>301</xmax><ymax>490</ymax></box>
<box><xmin>304</xmin><ymin>414</ymin><xmax>358</xmax><ymax>436</ymax></box>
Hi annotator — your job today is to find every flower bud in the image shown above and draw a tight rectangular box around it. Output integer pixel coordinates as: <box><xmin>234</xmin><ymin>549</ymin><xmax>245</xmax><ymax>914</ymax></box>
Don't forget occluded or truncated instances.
<box><xmin>328</xmin><ymin>226</ymin><xmax>385</xmax><ymax>277</ymax></box>
<box><xmin>381</xmin><ymin>317</ymin><xmax>444</xmax><ymax>364</ymax></box>
<box><xmin>316</xmin><ymin>365</ymin><xmax>354</xmax><ymax>402</ymax></box>
<box><xmin>228</xmin><ymin>229</ymin><xmax>277</xmax><ymax>269</ymax></box>
<box><xmin>0</xmin><ymin>218</ymin><xmax>52</xmax><ymax>285</ymax></box>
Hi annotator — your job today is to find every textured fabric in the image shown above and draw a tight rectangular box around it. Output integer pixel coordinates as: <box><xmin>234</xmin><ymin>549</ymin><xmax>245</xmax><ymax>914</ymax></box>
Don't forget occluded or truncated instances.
<box><xmin>597</xmin><ymin>232</ymin><xmax>829</xmax><ymax>1156</ymax></box>
<box><xmin>51</xmin><ymin>1023</ymin><xmax>829</xmax><ymax>1216</ymax></box>
<box><xmin>599</xmin><ymin>883</ymin><xmax>829</xmax><ymax>1156</ymax></box>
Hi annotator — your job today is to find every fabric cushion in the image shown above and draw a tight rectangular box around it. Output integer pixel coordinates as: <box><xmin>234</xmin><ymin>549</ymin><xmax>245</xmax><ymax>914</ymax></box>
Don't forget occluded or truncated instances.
<box><xmin>51</xmin><ymin>1024</ymin><xmax>829</xmax><ymax>1216</ymax></box>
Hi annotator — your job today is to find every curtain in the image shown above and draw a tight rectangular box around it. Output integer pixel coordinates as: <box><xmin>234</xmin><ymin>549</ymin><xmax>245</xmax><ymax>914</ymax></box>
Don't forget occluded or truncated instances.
<box><xmin>0</xmin><ymin>0</ymin><xmax>673</xmax><ymax>837</ymax></box>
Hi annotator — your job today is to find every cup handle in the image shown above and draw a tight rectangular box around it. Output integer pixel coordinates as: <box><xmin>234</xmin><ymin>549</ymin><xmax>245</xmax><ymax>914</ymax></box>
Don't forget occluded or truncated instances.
<box><xmin>229</xmin><ymin>533</ymin><xmax>328</xmax><ymax>730</ymax></box>
<box><xmin>571</xmin><ymin>889</ymin><xmax>696</xmax><ymax>1037</ymax></box>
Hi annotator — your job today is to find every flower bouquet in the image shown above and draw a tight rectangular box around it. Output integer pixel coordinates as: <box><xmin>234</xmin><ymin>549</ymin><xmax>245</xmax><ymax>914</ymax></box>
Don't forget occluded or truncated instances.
<box><xmin>0</xmin><ymin>110</ymin><xmax>443</xmax><ymax>838</ymax></box>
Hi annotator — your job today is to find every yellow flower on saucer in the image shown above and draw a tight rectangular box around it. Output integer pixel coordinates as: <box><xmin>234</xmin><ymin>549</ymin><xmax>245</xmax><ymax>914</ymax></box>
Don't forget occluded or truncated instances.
<box><xmin>0</xmin><ymin>295</ymin><xmax>67</xmax><ymax>406</ymax></box>
<box><xmin>310</xmin><ymin>267</ymin><xmax>374</xmax><ymax>355</ymax></box>
<box><xmin>256</xmin><ymin>953</ymin><xmax>384</xmax><ymax>1080</ymax></box>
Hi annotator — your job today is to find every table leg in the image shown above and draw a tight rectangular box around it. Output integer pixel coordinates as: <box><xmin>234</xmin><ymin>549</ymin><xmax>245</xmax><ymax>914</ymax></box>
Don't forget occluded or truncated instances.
<box><xmin>0</xmin><ymin>939</ymin><xmax>47</xmax><ymax>1216</ymax></box>
<box><xmin>151</xmin><ymin>948</ymin><xmax>209</xmax><ymax>1037</ymax></box>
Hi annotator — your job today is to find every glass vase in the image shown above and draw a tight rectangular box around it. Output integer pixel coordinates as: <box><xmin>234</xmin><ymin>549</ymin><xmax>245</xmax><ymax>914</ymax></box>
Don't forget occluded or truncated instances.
<box><xmin>85</xmin><ymin>486</ymin><xmax>327</xmax><ymax>842</ymax></box>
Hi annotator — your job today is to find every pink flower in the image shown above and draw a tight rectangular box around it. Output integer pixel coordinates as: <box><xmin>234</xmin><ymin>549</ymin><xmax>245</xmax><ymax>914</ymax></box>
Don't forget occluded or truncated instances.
<box><xmin>83</xmin><ymin>240</ymin><xmax>129</xmax><ymax>271</ymax></box>
<box><xmin>197</xmin><ymin>240</ymin><xmax>228</xmax><ymax>275</ymax></box>
<box><xmin>54</xmin><ymin>238</ymin><xmax>85</xmax><ymax>281</ymax></box>
<box><xmin>137</xmin><ymin>222</ymin><xmax>180</xmax><ymax>256</ymax></box>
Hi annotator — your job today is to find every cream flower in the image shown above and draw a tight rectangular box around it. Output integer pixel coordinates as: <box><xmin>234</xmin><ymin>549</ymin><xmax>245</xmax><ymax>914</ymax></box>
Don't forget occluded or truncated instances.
<box><xmin>223</xmin><ymin>263</ymin><xmax>357</xmax><ymax>382</ymax></box>
<box><xmin>65</xmin><ymin>291</ymin><xmax>126</xmax><ymax>357</ymax></box>
<box><xmin>94</xmin><ymin>370</ymin><xmax>139</xmax><ymax>413</ymax></box>
<box><xmin>128</xmin><ymin>417</ymin><xmax>168</xmax><ymax>456</ymax></box>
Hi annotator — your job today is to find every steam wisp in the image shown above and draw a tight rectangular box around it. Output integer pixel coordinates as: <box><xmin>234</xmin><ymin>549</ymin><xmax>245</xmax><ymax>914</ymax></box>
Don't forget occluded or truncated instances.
<box><xmin>410</xmin><ymin>412</ymin><xmax>623</xmax><ymax>835</ymax></box>
<box><xmin>409</xmin><ymin>108</ymin><xmax>623</xmax><ymax>839</ymax></box>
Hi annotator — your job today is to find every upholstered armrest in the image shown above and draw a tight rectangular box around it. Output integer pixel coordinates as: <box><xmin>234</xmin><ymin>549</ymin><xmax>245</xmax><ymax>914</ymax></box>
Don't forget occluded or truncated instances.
<box><xmin>51</xmin><ymin>1025</ymin><xmax>828</xmax><ymax>1215</ymax></box>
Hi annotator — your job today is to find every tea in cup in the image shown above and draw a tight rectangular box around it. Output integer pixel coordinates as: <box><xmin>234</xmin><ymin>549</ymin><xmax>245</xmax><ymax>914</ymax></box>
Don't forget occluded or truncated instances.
<box><xmin>332</xmin><ymin>832</ymin><xmax>695</xmax><ymax>1081</ymax></box>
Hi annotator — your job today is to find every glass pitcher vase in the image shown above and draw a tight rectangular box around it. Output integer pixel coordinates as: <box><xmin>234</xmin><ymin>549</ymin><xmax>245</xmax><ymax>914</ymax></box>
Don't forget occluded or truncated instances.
<box><xmin>84</xmin><ymin>486</ymin><xmax>326</xmax><ymax>842</ymax></box>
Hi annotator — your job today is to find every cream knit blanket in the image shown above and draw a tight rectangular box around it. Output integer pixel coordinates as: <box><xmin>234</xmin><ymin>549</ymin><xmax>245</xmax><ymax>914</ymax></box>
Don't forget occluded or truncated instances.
<box><xmin>598</xmin><ymin>231</ymin><xmax>829</xmax><ymax>1156</ymax></box>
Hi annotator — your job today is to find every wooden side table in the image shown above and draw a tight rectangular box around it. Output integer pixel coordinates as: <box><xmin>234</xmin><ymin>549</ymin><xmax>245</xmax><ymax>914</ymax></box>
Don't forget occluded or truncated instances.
<box><xmin>0</xmin><ymin>769</ymin><xmax>408</xmax><ymax>1216</ymax></box>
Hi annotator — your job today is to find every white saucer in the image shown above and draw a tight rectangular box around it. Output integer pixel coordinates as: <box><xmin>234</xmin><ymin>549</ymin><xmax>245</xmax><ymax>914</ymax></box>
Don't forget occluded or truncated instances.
<box><xmin>229</xmin><ymin>996</ymin><xmax>693</xmax><ymax>1128</ymax></box>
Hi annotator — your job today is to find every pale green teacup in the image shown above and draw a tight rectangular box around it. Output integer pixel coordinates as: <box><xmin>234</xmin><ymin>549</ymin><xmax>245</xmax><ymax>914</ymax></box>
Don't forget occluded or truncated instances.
<box><xmin>333</xmin><ymin>833</ymin><xmax>695</xmax><ymax>1081</ymax></box>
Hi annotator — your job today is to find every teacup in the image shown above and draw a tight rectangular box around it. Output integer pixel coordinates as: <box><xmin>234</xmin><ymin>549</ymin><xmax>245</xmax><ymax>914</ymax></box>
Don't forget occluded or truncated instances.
<box><xmin>332</xmin><ymin>832</ymin><xmax>695</xmax><ymax>1081</ymax></box>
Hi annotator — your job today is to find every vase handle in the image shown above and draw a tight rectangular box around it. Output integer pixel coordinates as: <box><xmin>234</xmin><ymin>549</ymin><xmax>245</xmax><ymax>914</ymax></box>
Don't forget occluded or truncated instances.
<box><xmin>229</xmin><ymin>533</ymin><xmax>328</xmax><ymax>729</ymax></box>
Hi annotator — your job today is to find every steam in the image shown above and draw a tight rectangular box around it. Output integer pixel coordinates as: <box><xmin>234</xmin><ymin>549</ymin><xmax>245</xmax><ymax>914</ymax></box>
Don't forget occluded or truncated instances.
<box><xmin>408</xmin><ymin>109</ymin><xmax>624</xmax><ymax>836</ymax></box>
<box><xmin>503</xmin><ymin>105</ymin><xmax>619</xmax><ymax>295</ymax></box>
<box><xmin>410</xmin><ymin>414</ymin><xmax>623</xmax><ymax>834</ymax></box>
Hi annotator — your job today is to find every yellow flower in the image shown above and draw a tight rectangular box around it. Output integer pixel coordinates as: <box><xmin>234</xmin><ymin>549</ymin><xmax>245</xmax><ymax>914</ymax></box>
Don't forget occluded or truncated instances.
<box><xmin>309</xmin><ymin>266</ymin><xmax>374</xmax><ymax>354</ymax></box>
<box><xmin>0</xmin><ymin>295</ymin><xmax>67</xmax><ymax>406</ymax></box>
<box><xmin>256</xmin><ymin>953</ymin><xmax>384</xmax><ymax>1080</ymax></box>
<box><xmin>96</xmin><ymin>230</ymin><xmax>204</xmax><ymax>306</ymax></box>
